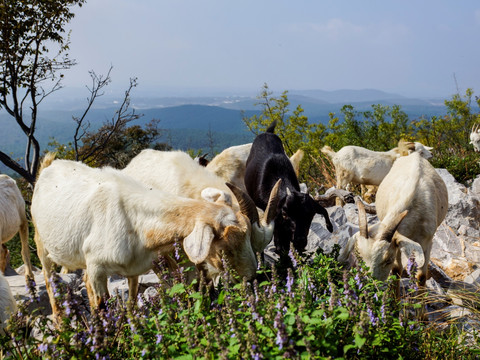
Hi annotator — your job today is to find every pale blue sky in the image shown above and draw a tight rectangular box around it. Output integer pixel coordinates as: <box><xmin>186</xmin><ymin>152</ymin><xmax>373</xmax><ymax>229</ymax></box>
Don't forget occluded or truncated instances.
<box><xmin>63</xmin><ymin>1</ymin><xmax>480</xmax><ymax>98</ymax></box>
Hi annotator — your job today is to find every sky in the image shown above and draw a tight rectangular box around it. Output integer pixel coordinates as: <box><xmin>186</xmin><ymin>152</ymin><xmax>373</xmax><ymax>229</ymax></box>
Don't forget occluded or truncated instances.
<box><xmin>61</xmin><ymin>0</ymin><xmax>480</xmax><ymax>99</ymax></box>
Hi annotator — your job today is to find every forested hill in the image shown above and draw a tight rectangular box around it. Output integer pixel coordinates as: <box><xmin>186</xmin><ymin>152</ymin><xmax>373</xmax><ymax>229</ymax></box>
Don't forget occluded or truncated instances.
<box><xmin>0</xmin><ymin>89</ymin><xmax>452</xmax><ymax>175</ymax></box>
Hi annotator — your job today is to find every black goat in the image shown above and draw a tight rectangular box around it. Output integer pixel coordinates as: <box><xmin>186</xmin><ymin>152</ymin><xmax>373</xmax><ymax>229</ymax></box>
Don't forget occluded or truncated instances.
<box><xmin>244</xmin><ymin>122</ymin><xmax>333</xmax><ymax>256</ymax></box>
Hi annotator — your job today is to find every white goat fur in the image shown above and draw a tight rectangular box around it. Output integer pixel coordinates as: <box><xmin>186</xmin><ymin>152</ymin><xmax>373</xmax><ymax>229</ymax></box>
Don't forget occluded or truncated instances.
<box><xmin>0</xmin><ymin>175</ymin><xmax>33</xmax><ymax>280</ymax></box>
<box><xmin>470</xmin><ymin>124</ymin><xmax>480</xmax><ymax>152</ymax></box>
<box><xmin>339</xmin><ymin>152</ymin><xmax>448</xmax><ymax>288</ymax></box>
<box><xmin>32</xmin><ymin>155</ymin><xmax>257</xmax><ymax>315</ymax></box>
<box><xmin>206</xmin><ymin>143</ymin><xmax>253</xmax><ymax>191</ymax></box>
<box><xmin>206</xmin><ymin>143</ymin><xmax>304</xmax><ymax>191</ymax></box>
<box><xmin>123</xmin><ymin>149</ymin><xmax>280</xmax><ymax>254</ymax></box>
<box><xmin>0</xmin><ymin>271</ymin><xmax>17</xmax><ymax>334</ymax></box>
<box><xmin>321</xmin><ymin>141</ymin><xmax>433</xmax><ymax>190</ymax></box>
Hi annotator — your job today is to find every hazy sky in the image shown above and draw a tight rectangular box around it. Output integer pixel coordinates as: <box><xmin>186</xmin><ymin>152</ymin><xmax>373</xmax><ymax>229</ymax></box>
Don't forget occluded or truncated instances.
<box><xmin>62</xmin><ymin>1</ymin><xmax>480</xmax><ymax>98</ymax></box>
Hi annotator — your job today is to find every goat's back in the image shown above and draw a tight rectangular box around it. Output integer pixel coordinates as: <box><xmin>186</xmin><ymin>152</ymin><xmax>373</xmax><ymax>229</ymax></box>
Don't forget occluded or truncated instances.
<box><xmin>124</xmin><ymin>149</ymin><xmax>230</xmax><ymax>200</ymax></box>
<box><xmin>245</xmin><ymin>132</ymin><xmax>299</xmax><ymax>209</ymax></box>
<box><xmin>206</xmin><ymin>143</ymin><xmax>252</xmax><ymax>191</ymax></box>
<box><xmin>376</xmin><ymin>152</ymin><xmax>448</xmax><ymax>241</ymax></box>
<box><xmin>32</xmin><ymin>159</ymin><xmax>176</xmax><ymax>271</ymax></box>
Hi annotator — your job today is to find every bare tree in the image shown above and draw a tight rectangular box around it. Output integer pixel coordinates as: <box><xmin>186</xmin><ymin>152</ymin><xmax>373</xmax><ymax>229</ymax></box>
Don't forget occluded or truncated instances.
<box><xmin>0</xmin><ymin>0</ymin><xmax>85</xmax><ymax>185</ymax></box>
<box><xmin>71</xmin><ymin>66</ymin><xmax>142</xmax><ymax>165</ymax></box>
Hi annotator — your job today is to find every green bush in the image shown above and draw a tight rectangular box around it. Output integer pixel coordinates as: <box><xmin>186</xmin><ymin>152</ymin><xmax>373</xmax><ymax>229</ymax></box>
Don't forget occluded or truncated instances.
<box><xmin>243</xmin><ymin>86</ymin><xmax>480</xmax><ymax>189</ymax></box>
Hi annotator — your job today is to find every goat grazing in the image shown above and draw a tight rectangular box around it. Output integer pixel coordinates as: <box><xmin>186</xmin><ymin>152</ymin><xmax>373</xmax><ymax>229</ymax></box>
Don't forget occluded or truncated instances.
<box><xmin>31</xmin><ymin>154</ymin><xmax>262</xmax><ymax>317</ymax></box>
<box><xmin>123</xmin><ymin>149</ymin><xmax>281</xmax><ymax>254</ymax></box>
<box><xmin>470</xmin><ymin>124</ymin><xmax>480</xmax><ymax>152</ymax></box>
<box><xmin>0</xmin><ymin>175</ymin><xmax>33</xmax><ymax>280</ymax></box>
<box><xmin>339</xmin><ymin>152</ymin><xmax>448</xmax><ymax>297</ymax></box>
<box><xmin>245</xmin><ymin>122</ymin><xmax>333</xmax><ymax>256</ymax></box>
<box><xmin>0</xmin><ymin>271</ymin><xmax>17</xmax><ymax>334</ymax></box>
<box><xmin>321</xmin><ymin>140</ymin><xmax>433</xmax><ymax>204</ymax></box>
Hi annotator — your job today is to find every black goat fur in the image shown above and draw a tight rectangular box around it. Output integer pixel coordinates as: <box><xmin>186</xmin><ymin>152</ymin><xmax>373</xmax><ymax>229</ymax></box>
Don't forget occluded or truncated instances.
<box><xmin>245</xmin><ymin>121</ymin><xmax>333</xmax><ymax>256</ymax></box>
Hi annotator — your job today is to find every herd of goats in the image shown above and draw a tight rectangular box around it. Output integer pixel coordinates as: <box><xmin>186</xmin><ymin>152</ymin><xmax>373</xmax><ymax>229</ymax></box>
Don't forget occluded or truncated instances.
<box><xmin>1</xmin><ymin>122</ymin><xmax>480</xmax><ymax>330</ymax></box>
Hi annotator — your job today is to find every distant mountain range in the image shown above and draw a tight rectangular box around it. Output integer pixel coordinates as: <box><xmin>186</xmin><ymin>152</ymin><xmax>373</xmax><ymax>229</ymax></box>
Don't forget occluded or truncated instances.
<box><xmin>0</xmin><ymin>88</ymin><xmax>459</xmax><ymax>175</ymax></box>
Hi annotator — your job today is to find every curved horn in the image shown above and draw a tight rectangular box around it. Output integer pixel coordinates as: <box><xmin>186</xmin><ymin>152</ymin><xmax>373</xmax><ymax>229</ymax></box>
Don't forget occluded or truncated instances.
<box><xmin>356</xmin><ymin>197</ymin><xmax>368</xmax><ymax>238</ymax></box>
<box><xmin>380</xmin><ymin>210</ymin><xmax>408</xmax><ymax>243</ymax></box>
<box><xmin>225</xmin><ymin>182</ymin><xmax>259</xmax><ymax>225</ymax></box>
<box><xmin>263</xmin><ymin>179</ymin><xmax>282</xmax><ymax>225</ymax></box>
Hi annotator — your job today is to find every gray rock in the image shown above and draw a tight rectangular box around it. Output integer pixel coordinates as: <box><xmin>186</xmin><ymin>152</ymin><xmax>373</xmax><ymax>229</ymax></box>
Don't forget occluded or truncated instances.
<box><xmin>464</xmin><ymin>268</ymin><xmax>480</xmax><ymax>285</ymax></box>
<box><xmin>436</xmin><ymin>168</ymin><xmax>480</xmax><ymax>233</ymax></box>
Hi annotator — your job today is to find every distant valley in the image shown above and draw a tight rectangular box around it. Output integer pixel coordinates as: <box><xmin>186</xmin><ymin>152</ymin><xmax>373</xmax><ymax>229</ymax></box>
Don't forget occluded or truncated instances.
<box><xmin>0</xmin><ymin>88</ymin><xmax>454</xmax><ymax>175</ymax></box>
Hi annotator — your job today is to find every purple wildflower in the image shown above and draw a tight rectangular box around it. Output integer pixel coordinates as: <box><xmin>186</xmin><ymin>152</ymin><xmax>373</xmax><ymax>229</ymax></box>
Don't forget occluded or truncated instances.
<box><xmin>156</xmin><ymin>334</ymin><xmax>163</xmax><ymax>344</ymax></box>
<box><xmin>367</xmin><ymin>307</ymin><xmax>378</xmax><ymax>326</ymax></box>
<box><xmin>380</xmin><ymin>303</ymin><xmax>387</xmax><ymax>322</ymax></box>
<box><xmin>173</xmin><ymin>240</ymin><xmax>181</xmax><ymax>260</ymax></box>
<box><xmin>288</xmin><ymin>248</ymin><xmax>298</xmax><ymax>268</ymax></box>
<box><xmin>286</xmin><ymin>269</ymin><xmax>294</xmax><ymax>294</ymax></box>
<box><xmin>38</xmin><ymin>343</ymin><xmax>48</xmax><ymax>353</ymax></box>
<box><xmin>355</xmin><ymin>273</ymin><xmax>363</xmax><ymax>290</ymax></box>
<box><xmin>274</xmin><ymin>311</ymin><xmax>289</xmax><ymax>351</ymax></box>
<box><xmin>406</xmin><ymin>256</ymin><xmax>417</xmax><ymax>277</ymax></box>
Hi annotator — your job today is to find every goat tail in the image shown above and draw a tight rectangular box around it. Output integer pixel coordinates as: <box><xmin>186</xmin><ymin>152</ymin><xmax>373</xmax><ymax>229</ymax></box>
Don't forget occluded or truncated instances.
<box><xmin>37</xmin><ymin>152</ymin><xmax>56</xmax><ymax>177</ymax></box>
<box><xmin>320</xmin><ymin>145</ymin><xmax>335</xmax><ymax>158</ymax></box>
<box><xmin>266</xmin><ymin>120</ymin><xmax>277</xmax><ymax>133</ymax></box>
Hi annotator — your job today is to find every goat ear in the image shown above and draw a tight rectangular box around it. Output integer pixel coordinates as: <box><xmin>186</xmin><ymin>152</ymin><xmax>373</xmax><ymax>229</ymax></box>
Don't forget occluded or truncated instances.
<box><xmin>425</xmin><ymin>146</ymin><xmax>433</xmax><ymax>151</ymax></box>
<box><xmin>289</xmin><ymin>149</ymin><xmax>304</xmax><ymax>177</ymax></box>
<box><xmin>201</xmin><ymin>187</ymin><xmax>233</xmax><ymax>207</ymax></box>
<box><xmin>395</xmin><ymin>233</ymin><xmax>425</xmax><ymax>268</ymax></box>
<box><xmin>183</xmin><ymin>222</ymin><xmax>215</xmax><ymax>264</ymax></box>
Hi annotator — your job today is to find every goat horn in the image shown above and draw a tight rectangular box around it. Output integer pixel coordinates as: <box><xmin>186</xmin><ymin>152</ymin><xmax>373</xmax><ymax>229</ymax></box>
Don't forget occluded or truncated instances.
<box><xmin>263</xmin><ymin>179</ymin><xmax>282</xmax><ymax>225</ymax></box>
<box><xmin>380</xmin><ymin>210</ymin><xmax>408</xmax><ymax>243</ymax></box>
<box><xmin>225</xmin><ymin>182</ymin><xmax>260</xmax><ymax>225</ymax></box>
<box><xmin>356</xmin><ymin>197</ymin><xmax>368</xmax><ymax>238</ymax></box>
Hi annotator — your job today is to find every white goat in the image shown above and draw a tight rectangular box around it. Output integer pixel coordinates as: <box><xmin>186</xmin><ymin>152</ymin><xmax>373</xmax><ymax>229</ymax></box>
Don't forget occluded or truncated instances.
<box><xmin>205</xmin><ymin>143</ymin><xmax>304</xmax><ymax>192</ymax></box>
<box><xmin>123</xmin><ymin>149</ymin><xmax>281</xmax><ymax>254</ymax></box>
<box><xmin>206</xmin><ymin>143</ymin><xmax>253</xmax><ymax>191</ymax></box>
<box><xmin>339</xmin><ymin>152</ymin><xmax>448</xmax><ymax>295</ymax></box>
<box><xmin>470</xmin><ymin>124</ymin><xmax>480</xmax><ymax>152</ymax></box>
<box><xmin>31</xmin><ymin>154</ymin><xmax>264</xmax><ymax>317</ymax></box>
<box><xmin>322</xmin><ymin>141</ymin><xmax>433</xmax><ymax>204</ymax></box>
<box><xmin>0</xmin><ymin>271</ymin><xmax>17</xmax><ymax>334</ymax></box>
<box><xmin>0</xmin><ymin>175</ymin><xmax>33</xmax><ymax>280</ymax></box>
<box><xmin>321</xmin><ymin>140</ymin><xmax>433</xmax><ymax>190</ymax></box>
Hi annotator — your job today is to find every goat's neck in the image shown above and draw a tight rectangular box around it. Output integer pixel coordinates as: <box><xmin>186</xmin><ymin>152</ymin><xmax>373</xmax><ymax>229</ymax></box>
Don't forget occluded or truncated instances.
<box><xmin>127</xmin><ymin>191</ymin><xmax>219</xmax><ymax>252</ymax></box>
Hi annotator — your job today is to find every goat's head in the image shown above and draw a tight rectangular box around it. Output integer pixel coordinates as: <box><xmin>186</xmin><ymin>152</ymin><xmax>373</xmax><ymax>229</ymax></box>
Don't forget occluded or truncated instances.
<box><xmin>184</xmin><ymin>180</ymin><xmax>281</xmax><ymax>280</ymax></box>
<box><xmin>397</xmin><ymin>140</ymin><xmax>433</xmax><ymax>160</ymax></box>
<box><xmin>183</xmin><ymin>203</ymin><xmax>257</xmax><ymax>281</ymax></box>
<box><xmin>413</xmin><ymin>142</ymin><xmax>433</xmax><ymax>159</ymax></box>
<box><xmin>226</xmin><ymin>180</ymin><xmax>282</xmax><ymax>254</ymax></box>
<box><xmin>338</xmin><ymin>199</ymin><xmax>424</xmax><ymax>280</ymax></box>
<box><xmin>274</xmin><ymin>187</ymin><xmax>333</xmax><ymax>254</ymax></box>
<box><xmin>470</xmin><ymin>124</ymin><xmax>480</xmax><ymax>152</ymax></box>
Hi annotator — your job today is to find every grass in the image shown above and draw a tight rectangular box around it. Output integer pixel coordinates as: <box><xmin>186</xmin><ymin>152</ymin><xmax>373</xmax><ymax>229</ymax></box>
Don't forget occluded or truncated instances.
<box><xmin>1</xmin><ymin>246</ymin><xmax>479</xmax><ymax>360</ymax></box>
